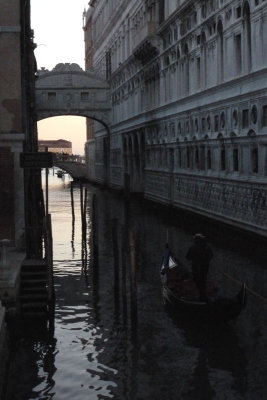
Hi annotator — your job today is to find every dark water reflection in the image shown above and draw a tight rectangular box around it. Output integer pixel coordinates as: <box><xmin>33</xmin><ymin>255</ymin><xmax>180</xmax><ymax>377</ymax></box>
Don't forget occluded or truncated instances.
<box><xmin>4</xmin><ymin>173</ymin><xmax>267</xmax><ymax>400</ymax></box>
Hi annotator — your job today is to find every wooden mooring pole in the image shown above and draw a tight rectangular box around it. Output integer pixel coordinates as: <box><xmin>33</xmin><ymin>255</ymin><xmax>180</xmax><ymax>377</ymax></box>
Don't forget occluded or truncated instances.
<box><xmin>129</xmin><ymin>228</ymin><xmax>137</xmax><ymax>327</ymax></box>
<box><xmin>121</xmin><ymin>224</ymin><xmax>128</xmax><ymax>322</ymax></box>
<box><xmin>70</xmin><ymin>181</ymin><xmax>75</xmax><ymax>222</ymax></box>
<box><xmin>45</xmin><ymin>146</ymin><xmax>49</xmax><ymax>216</ymax></box>
<box><xmin>70</xmin><ymin>181</ymin><xmax>75</xmax><ymax>254</ymax></box>
<box><xmin>112</xmin><ymin>218</ymin><xmax>120</xmax><ymax>309</ymax></box>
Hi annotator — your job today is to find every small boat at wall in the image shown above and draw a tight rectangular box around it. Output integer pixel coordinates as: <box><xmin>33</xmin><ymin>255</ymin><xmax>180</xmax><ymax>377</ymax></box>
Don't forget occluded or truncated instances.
<box><xmin>160</xmin><ymin>255</ymin><xmax>247</xmax><ymax>323</ymax></box>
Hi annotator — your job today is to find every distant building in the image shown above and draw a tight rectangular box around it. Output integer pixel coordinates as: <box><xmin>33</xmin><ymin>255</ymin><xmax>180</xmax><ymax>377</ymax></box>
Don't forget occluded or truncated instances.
<box><xmin>38</xmin><ymin>139</ymin><xmax>72</xmax><ymax>155</ymax></box>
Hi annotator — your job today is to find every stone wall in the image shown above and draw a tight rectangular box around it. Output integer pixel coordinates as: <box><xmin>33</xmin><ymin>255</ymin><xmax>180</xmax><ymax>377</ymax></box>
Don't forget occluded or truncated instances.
<box><xmin>0</xmin><ymin>301</ymin><xmax>8</xmax><ymax>398</ymax></box>
<box><xmin>0</xmin><ymin>0</ymin><xmax>26</xmax><ymax>247</ymax></box>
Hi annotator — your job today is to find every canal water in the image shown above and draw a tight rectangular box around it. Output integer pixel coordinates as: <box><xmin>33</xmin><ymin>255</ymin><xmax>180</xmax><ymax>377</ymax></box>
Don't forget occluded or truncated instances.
<box><xmin>4</xmin><ymin>172</ymin><xmax>267</xmax><ymax>400</ymax></box>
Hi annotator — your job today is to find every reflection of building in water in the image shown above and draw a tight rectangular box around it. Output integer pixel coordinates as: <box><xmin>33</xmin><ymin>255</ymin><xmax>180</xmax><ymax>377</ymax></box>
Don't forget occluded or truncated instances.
<box><xmin>84</xmin><ymin>0</ymin><xmax>267</xmax><ymax>237</ymax></box>
<box><xmin>38</xmin><ymin>139</ymin><xmax>72</xmax><ymax>155</ymax></box>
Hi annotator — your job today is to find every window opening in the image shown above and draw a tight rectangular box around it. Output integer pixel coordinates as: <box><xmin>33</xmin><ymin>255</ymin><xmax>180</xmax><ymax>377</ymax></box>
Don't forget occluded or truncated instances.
<box><xmin>251</xmin><ymin>147</ymin><xmax>258</xmax><ymax>173</ymax></box>
<box><xmin>221</xmin><ymin>147</ymin><xmax>226</xmax><ymax>170</ymax></box>
<box><xmin>233</xmin><ymin>148</ymin><xmax>239</xmax><ymax>171</ymax></box>
<box><xmin>242</xmin><ymin>109</ymin><xmax>249</xmax><ymax>128</ymax></box>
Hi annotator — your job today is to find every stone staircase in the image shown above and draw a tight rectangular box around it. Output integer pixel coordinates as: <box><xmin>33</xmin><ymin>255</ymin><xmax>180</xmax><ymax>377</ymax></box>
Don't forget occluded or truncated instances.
<box><xmin>20</xmin><ymin>259</ymin><xmax>49</xmax><ymax>319</ymax></box>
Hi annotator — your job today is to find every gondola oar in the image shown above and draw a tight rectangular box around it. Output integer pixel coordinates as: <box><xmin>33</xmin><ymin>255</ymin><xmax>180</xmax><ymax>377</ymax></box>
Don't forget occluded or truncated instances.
<box><xmin>223</xmin><ymin>272</ymin><xmax>267</xmax><ymax>302</ymax></box>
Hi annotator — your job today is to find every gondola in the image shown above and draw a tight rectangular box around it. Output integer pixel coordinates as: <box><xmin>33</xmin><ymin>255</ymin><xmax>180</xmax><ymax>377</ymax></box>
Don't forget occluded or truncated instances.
<box><xmin>161</xmin><ymin>255</ymin><xmax>247</xmax><ymax>323</ymax></box>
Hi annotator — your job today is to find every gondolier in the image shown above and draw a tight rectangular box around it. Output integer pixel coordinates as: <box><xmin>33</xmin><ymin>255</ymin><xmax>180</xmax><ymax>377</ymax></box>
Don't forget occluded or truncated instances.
<box><xmin>186</xmin><ymin>233</ymin><xmax>213</xmax><ymax>301</ymax></box>
<box><xmin>160</xmin><ymin>242</ymin><xmax>246</xmax><ymax>322</ymax></box>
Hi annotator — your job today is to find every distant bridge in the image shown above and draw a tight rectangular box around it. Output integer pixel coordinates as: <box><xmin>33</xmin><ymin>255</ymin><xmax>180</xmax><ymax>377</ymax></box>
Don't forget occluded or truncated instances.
<box><xmin>53</xmin><ymin>155</ymin><xmax>88</xmax><ymax>180</ymax></box>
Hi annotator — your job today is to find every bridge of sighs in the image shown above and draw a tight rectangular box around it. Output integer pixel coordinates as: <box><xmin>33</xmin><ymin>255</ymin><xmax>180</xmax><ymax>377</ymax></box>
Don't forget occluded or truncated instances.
<box><xmin>35</xmin><ymin>63</ymin><xmax>110</xmax><ymax>128</ymax></box>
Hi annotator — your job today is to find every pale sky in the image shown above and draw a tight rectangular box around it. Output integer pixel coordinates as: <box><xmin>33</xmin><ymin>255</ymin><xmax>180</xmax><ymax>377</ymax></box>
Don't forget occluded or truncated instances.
<box><xmin>31</xmin><ymin>0</ymin><xmax>89</xmax><ymax>155</ymax></box>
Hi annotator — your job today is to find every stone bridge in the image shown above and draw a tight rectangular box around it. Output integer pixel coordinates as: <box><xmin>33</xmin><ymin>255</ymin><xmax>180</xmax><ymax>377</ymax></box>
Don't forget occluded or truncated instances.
<box><xmin>35</xmin><ymin>63</ymin><xmax>111</xmax><ymax>129</ymax></box>
<box><xmin>53</xmin><ymin>160</ymin><xmax>88</xmax><ymax>180</ymax></box>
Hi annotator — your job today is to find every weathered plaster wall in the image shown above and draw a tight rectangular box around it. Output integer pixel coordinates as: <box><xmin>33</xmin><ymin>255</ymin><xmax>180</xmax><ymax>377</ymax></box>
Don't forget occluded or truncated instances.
<box><xmin>0</xmin><ymin>0</ymin><xmax>25</xmax><ymax>246</ymax></box>
<box><xmin>0</xmin><ymin>0</ymin><xmax>22</xmax><ymax>134</ymax></box>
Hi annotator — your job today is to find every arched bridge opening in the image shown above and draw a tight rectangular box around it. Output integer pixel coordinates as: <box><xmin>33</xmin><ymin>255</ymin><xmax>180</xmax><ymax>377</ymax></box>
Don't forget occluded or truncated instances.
<box><xmin>35</xmin><ymin>63</ymin><xmax>111</xmax><ymax>183</ymax></box>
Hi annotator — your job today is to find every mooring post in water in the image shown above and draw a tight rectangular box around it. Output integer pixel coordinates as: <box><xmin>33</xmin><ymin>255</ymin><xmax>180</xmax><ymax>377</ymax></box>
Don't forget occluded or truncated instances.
<box><xmin>129</xmin><ymin>228</ymin><xmax>137</xmax><ymax>326</ymax></box>
<box><xmin>121</xmin><ymin>224</ymin><xmax>128</xmax><ymax>321</ymax></box>
<box><xmin>91</xmin><ymin>194</ymin><xmax>99</xmax><ymax>307</ymax></box>
<box><xmin>91</xmin><ymin>194</ymin><xmax>99</xmax><ymax>270</ymax></box>
<box><xmin>83</xmin><ymin>188</ymin><xmax>88</xmax><ymax>269</ymax></box>
<box><xmin>80</xmin><ymin>183</ymin><xmax>83</xmax><ymax>226</ymax></box>
<box><xmin>45</xmin><ymin>146</ymin><xmax>49</xmax><ymax>216</ymax></box>
<box><xmin>83</xmin><ymin>188</ymin><xmax>88</xmax><ymax>221</ymax></box>
<box><xmin>71</xmin><ymin>181</ymin><xmax>75</xmax><ymax>222</ymax></box>
<box><xmin>70</xmin><ymin>181</ymin><xmax>75</xmax><ymax>254</ymax></box>
<box><xmin>80</xmin><ymin>185</ymin><xmax>88</xmax><ymax>270</ymax></box>
<box><xmin>112</xmin><ymin>218</ymin><xmax>120</xmax><ymax>303</ymax></box>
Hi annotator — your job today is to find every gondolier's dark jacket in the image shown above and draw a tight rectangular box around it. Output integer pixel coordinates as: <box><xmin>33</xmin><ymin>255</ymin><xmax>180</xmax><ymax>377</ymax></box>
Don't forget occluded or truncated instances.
<box><xmin>186</xmin><ymin>244</ymin><xmax>213</xmax><ymax>275</ymax></box>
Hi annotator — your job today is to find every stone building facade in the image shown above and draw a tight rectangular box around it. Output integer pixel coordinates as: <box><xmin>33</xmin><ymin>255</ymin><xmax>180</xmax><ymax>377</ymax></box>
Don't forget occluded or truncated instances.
<box><xmin>0</xmin><ymin>0</ymin><xmax>25</xmax><ymax>245</ymax></box>
<box><xmin>0</xmin><ymin>0</ymin><xmax>42</xmax><ymax>251</ymax></box>
<box><xmin>84</xmin><ymin>0</ymin><xmax>267</xmax><ymax>237</ymax></box>
<box><xmin>38</xmin><ymin>139</ymin><xmax>72</xmax><ymax>155</ymax></box>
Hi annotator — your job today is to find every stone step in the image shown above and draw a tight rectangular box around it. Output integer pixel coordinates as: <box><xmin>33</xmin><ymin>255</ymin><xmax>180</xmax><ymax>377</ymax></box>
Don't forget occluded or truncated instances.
<box><xmin>21</xmin><ymin>286</ymin><xmax>47</xmax><ymax>294</ymax></box>
<box><xmin>22</xmin><ymin>302</ymin><xmax>48</xmax><ymax>311</ymax></box>
<box><xmin>20</xmin><ymin>259</ymin><xmax>50</xmax><ymax>321</ymax></box>
<box><xmin>21</xmin><ymin>271</ymin><xmax>47</xmax><ymax>279</ymax></box>
<box><xmin>22</xmin><ymin>259</ymin><xmax>47</xmax><ymax>268</ymax></box>
<box><xmin>20</xmin><ymin>290</ymin><xmax>48</xmax><ymax>302</ymax></box>
<box><xmin>22</xmin><ymin>311</ymin><xmax>48</xmax><ymax>319</ymax></box>
<box><xmin>20</xmin><ymin>278</ymin><xmax>47</xmax><ymax>287</ymax></box>
<box><xmin>21</xmin><ymin>259</ymin><xmax>48</xmax><ymax>273</ymax></box>
<box><xmin>21</xmin><ymin>267</ymin><xmax>47</xmax><ymax>275</ymax></box>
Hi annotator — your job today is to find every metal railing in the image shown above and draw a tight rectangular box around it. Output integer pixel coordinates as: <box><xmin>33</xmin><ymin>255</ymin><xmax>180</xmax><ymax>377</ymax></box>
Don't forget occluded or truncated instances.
<box><xmin>54</xmin><ymin>154</ymin><xmax>85</xmax><ymax>163</ymax></box>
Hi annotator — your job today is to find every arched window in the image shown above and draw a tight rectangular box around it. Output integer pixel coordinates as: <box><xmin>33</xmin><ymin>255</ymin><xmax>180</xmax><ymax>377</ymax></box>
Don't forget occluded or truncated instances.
<box><xmin>184</xmin><ymin>43</ymin><xmax>189</xmax><ymax>95</ymax></box>
<box><xmin>200</xmin><ymin>145</ymin><xmax>205</xmax><ymax>170</ymax></box>
<box><xmin>195</xmin><ymin>147</ymin><xmax>199</xmax><ymax>169</ymax></box>
<box><xmin>187</xmin><ymin>147</ymin><xmax>191</xmax><ymax>168</ymax></box>
<box><xmin>201</xmin><ymin>32</ymin><xmax>207</xmax><ymax>88</ymax></box>
<box><xmin>159</xmin><ymin>0</ymin><xmax>165</xmax><ymax>25</ymax></box>
<box><xmin>178</xmin><ymin>148</ymin><xmax>182</xmax><ymax>168</ymax></box>
<box><xmin>207</xmin><ymin>149</ymin><xmax>212</xmax><ymax>169</ymax></box>
<box><xmin>233</xmin><ymin>147</ymin><xmax>239</xmax><ymax>171</ymax></box>
<box><xmin>146</xmin><ymin>149</ymin><xmax>150</xmax><ymax>167</ymax></box>
<box><xmin>243</xmin><ymin>2</ymin><xmax>252</xmax><ymax>72</ymax></box>
<box><xmin>221</xmin><ymin>147</ymin><xmax>226</xmax><ymax>170</ymax></box>
<box><xmin>251</xmin><ymin>147</ymin><xmax>258</xmax><ymax>173</ymax></box>
<box><xmin>217</xmin><ymin>20</ymin><xmax>224</xmax><ymax>83</ymax></box>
